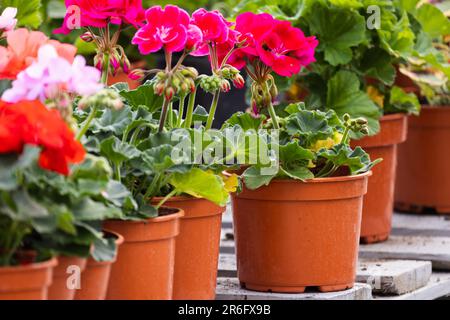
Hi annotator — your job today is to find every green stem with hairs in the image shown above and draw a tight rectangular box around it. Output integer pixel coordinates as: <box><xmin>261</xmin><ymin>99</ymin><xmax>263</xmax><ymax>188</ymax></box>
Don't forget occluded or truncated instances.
<box><xmin>176</xmin><ymin>95</ymin><xmax>186</xmax><ymax>127</ymax></box>
<box><xmin>76</xmin><ymin>105</ymin><xmax>97</xmax><ymax>141</ymax></box>
<box><xmin>263</xmin><ymin>81</ymin><xmax>279</xmax><ymax>129</ymax></box>
<box><xmin>205</xmin><ymin>90</ymin><xmax>221</xmax><ymax>130</ymax></box>
<box><xmin>101</xmin><ymin>52</ymin><xmax>110</xmax><ymax>84</ymax></box>
<box><xmin>159</xmin><ymin>98</ymin><xmax>171</xmax><ymax>132</ymax></box>
<box><xmin>184</xmin><ymin>89</ymin><xmax>197</xmax><ymax>128</ymax></box>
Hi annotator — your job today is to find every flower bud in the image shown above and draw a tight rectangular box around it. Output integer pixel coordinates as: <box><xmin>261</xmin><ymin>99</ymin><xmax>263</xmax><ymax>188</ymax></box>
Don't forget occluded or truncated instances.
<box><xmin>360</xmin><ymin>127</ymin><xmax>369</xmax><ymax>135</ymax></box>
<box><xmin>80</xmin><ymin>31</ymin><xmax>95</xmax><ymax>42</ymax></box>
<box><xmin>122</xmin><ymin>57</ymin><xmax>131</xmax><ymax>74</ymax></box>
<box><xmin>128</xmin><ymin>69</ymin><xmax>145</xmax><ymax>81</ymax></box>
<box><xmin>94</xmin><ymin>53</ymin><xmax>103</xmax><ymax>71</ymax></box>
<box><xmin>220</xmin><ymin>79</ymin><xmax>231</xmax><ymax>93</ymax></box>
<box><xmin>181</xmin><ymin>67</ymin><xmax>199</xmax><ymax>79</ymax></box>
<box><xmin>232</xmin><ymin>74</ymin><xmax>245</xmax><ymax>89</ymax></box>
<box><xmin>356</xmin><ymin>117</ymin><xmax>368</xmax><ymax>125</ymax></box>
<box><xmin>154</xmin><ymin>82</ymin><xmax>165</xmax><ymax>95</ymax></box>
<box><xmin>343</xmin><ymin>114</ymin><xmax>350</xmax><ymax>122</ymax></box>
<box><xmin>165</xmin><ymin>86</ymin><xmax>175</xmax><ymax>100</ymax></box>
<box><xmin>110</xmin><ymin>53</ymin><xmax>121</xmax><ymax>76</ymax></box>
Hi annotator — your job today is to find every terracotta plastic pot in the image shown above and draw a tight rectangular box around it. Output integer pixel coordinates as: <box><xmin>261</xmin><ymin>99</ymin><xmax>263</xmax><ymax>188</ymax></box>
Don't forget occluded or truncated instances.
<box><xmin>395</xmin><ymin>106</ymin><xmax>450</xmax><ymax>214</ymax></box>
<box><xmin>352</xmin><ymin>114</ymin><xmax>408</xmax><ymax>244</ymax></box>
<box><xmin>0</xmin><ymin>258</ymin><xmax>57</xmax><ymax>300</ymax></box>
<box><xmin>48</xmin><ymin>256</ymin><xmax>87</xmax><ymax>300</ymax></box>
<box><xmin>104</xmin><ymin>208</ymin><xmax>183</xmax><ymax>300</ymax></box>
<box><xmin>74</xmin><ymin>231</ymin><xmax>124</xmax><ymax>300</ymax></box>
<box><xmin>152</xmin><ymin>197</ymin><xmax>225</xmax><ymax>300</ymax></box>
<box><xmin>231</xmin><ymin>172</ymin><xmax>370</xmax><ymax>293</ymax></box>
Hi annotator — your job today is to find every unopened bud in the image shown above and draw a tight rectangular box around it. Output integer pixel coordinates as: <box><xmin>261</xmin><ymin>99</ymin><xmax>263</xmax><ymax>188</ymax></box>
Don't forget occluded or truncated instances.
<box><xmin>232</xmin><ymin>74</ymin><xmax>245</xmax><ymax>89</ymax></box>
<box><xmin>80</xmin><ymin>31</ymin><xmax>95</xmax><ymax>42</ymax></box>
<box><xmin>128</xmin><ymin>69</ymin><xmax>145</xmax><ymax>81</ymax></box>
<box><xmin>154</xmin><ymin>82</ymin><xmax>165</xmax><ymax>95</ymax></box>
<box><xmin>220</xmin><ymin>79</ymin><xmax>231</xmax><ymax>93</ymax></box>
<box><xmin>165</xmin><ymin>86</ymin><xmax>175</xmax><ymax>100</ymax></box>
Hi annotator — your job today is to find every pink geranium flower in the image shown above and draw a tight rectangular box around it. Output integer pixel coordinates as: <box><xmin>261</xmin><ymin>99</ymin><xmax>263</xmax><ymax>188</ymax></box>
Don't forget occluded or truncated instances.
<box><xmin>54</xmin><ymin>0</ymin><xmax>145</xmax><ymax>34</ymax></box>
<box><xmin>0</xmin><ymin>7</ymin><xmax>17</xmax><ymax>32</ymax></box>
<box><xmin>2</xmin><ymin>45</ymin><xmax>102</xmax><ymax>103</ymax></box>
<box><xmin>190</xmin><ymin>9</ymin><xmax>233</xmax><ymax>56</ymax></box>
<box><xmin>227</xmin><ymin>12</ymin><xmax>318</xmax><ymax>77</ymax></box>
<box><xmin>257</xmin><ymin>21</ymin><xmax>318</xmax><ymax>76</ymax></box>
<box><xmin>132</xmin><ymin>5</ymin><xmax>190</xmax><ymax>54</ymax></box>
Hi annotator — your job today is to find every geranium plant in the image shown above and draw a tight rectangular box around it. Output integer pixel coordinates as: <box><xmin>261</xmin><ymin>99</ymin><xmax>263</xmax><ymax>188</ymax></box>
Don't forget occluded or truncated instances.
<box><xmin>64</xmin><ymin>4</ymin><xmax>244</xmax><ymax>213</ymax></box>
<box><xmin>0</xmin><ymin>100</ymin><xmax>123</xmax><ymax>266</ymax></box>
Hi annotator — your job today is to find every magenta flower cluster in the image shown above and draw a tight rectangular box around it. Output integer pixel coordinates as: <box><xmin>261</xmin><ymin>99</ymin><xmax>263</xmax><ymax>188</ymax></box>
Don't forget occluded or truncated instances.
<box><xmin>132</xmin><ymin>5</ymin><xmax>318</xmax><ymax>77</ymax></box>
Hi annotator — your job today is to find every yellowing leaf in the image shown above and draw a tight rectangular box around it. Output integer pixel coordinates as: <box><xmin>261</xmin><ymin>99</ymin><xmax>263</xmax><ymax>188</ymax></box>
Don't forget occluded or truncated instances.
<box><xmin>367</xmin><ymin>85</ymin><xmax>385</xmax><ymax>108</ymax></box>
<box><xmin>222</xmin><ymin>173</ymin><xmax>239</xmax><ymax>193</ymax></box>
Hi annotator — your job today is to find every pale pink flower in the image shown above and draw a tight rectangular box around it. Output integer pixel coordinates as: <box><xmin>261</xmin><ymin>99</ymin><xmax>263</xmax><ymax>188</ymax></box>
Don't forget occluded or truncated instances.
<box><xmin>0</xmin><ymin>7</ymin><xmax>17</xmax><ymax>32</ymax></box>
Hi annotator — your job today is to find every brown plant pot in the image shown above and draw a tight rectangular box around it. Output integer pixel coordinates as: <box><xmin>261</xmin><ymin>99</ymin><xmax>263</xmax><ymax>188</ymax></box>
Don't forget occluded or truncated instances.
<box><xmin>74</xmin><ymin>231</ymin><xmax>124</xmax><ymax>300</ymax></box>
<box><xmin>48</xmin><ymin>256</ymin><xmax>87</xmax><ymax>300</ymax></box>
<box><xmin>352</xmin><ymin>114</ymin><xmax>408</xmax><ymax>244</ymax></box>
<box><xmin>104</xmin><ymin>208</ymin><xmax>183</xmax><ymax>300</ymax></box>
<box><xmin>0</xmin><ymin>258</ymin><xmax>57</xmax><ymax>300</ymax></box>
<box><xmin>152</xmin><ymin>197</ymin><xmax>225</xmax><ymax>300</ymax></box>
<box><xmin>395</xmin><ymin>106</ymin><xmax>450</xmax><ymax>214</ymax></box>
<box><xmin>231</xmin><ymin>172</ymin><xmax>370</xmax><ymax>293</ymax></box>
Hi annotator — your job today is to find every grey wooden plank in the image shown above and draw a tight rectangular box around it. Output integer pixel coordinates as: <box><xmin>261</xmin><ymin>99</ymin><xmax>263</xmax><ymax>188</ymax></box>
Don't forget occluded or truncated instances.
<box><xmin>218</xmin><ymin>254</ymin><xmax>432</xmax><ymax>295</ymax></box>
<box><xmin>356</xmin><ymin>260</ymin><xmax>432</xmax><ymax>295</ymax></box>
<box><xmin>359</xmin><ymin>236</ymin><xmax>450</xmax><ymax>270</ymax></box>
<box><xmin>216</xmin><ymin>278</ymin><xmax>373</xmax><ymax>300</ymax></box>
<box><xmin>376</xmin><ymin>273</ymin><xmax>450</xmax><ymax>300</ymax></box>
<box><xmin>392</xmin><ymin>212</ymin><xmax>450</xmax><ymax>231</ymax></box>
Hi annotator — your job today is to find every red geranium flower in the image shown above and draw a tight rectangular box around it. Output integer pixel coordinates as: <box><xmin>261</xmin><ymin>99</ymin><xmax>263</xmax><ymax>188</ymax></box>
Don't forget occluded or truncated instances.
<box><xmin>54</xmin><ymin>0</ymin><xmax>145</xmax><ymax>34</ymax></box>
<box><xmin>132</xmin><ymin>5</ymin><xmax>190</xmax><ymax>54</ymax></box>
<box><xmin>0</xmin><ymin>100</ymin><xmax>85</xmax><ymax>175</ymax></box>
<box><xmin>226</xmin><ymin>12</ymin><xmax>318</xmax><ymax>77</ymax></box>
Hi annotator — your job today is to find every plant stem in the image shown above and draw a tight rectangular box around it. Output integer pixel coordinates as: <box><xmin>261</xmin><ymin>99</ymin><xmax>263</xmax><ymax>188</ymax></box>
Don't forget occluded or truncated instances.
<box><xmin>115</xmin><ymin>163</ymin><xmax>121</xmax><ymax>182</ymax></box>
<box><xmin>184</xmin><ymin>89</ymin><xmax>197</xmax><ymax>128</ymax></box>
<box><xmin>101</xmin><ymin>52</ymin><xmax>110</xmax><ymax>84</ymax></box>
<box><xmin>159</xmin><ymin>97</ymin><xmax>171</xmax><ymax>132</ymax></box>
<box><xmin>177</xmin><ymin>95</ymin><xmax>186</xmax><ymax>127</ymax></box>
<box><xmin>167</xmin><ymin>102</ymin><xmax>174</xmax><ymax>128</ymax></box>
<box><xmin>263</xmin><ymin>81</ymin><xmax>279</xmax><ymax>129</ymax></box>
<box><xmin>206</xmin><ymin>90</ymin><xmax>221</xmax><ymax>130</ymax></box>
<box><xmin>76</xmin><ymin>105</ymin><xmax>97</xmax><ymax>141</ymax></box>
<box><xmin>155</xmin><ymin>189</ymin><xmax>178</xmax><ymax>209</ymax></box>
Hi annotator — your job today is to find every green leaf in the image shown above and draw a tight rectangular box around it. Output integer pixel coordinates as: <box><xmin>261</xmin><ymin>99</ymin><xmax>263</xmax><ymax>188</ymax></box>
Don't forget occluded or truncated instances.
<box><xmin>119</xmin><ymin>83</ymin><xmax>164</xmax><ymax>113</ymax></box>
<box><xmin>242</xmin><ymin>166</ymin><xmax>277</xmax><ymax>190</ymax></box>
<box><xmin>91</xmin><ymin>236</ymin><xmax>116</xmax><ymax>262</ymax></box>
<box><xmin>222</xmin><ymin>112</ymin><xmax>266</xmax><ymax>130</ymax></box>
<box><xmin>169</xmin><ymin>168</ymin><xmax>229</xmax><ymax>206</ymax></box>
<box><xmin>191</xmin><ymin>105</ymin><xmax>209</xmax><ymax>124</ymax></box>
<box><xmin>72</xmin><ymin>198</ymin><xmax>121</xmax><ymax>221</ymax></box>
<box><xmin>378</xmin><ymin>10</ymin><xmax>415</xmax><ymax>57</ymax></box>
<box><xmin>100</xmin><ymin>136</ymin><xmax>141</xmax><ymax>164</ymax></box>
<box><xmin>279</xmin><ymin>166</ymin><xmax>314</xmax><ymax>181</ymax></box>
<box><xmin>318</xmin><ymin>144</ymin><xmax>379</xmax><ymax>175</ymax></box>
<box><xmin>103</xmin><ymin>180</ymin><xmax>137</xmax><ymax>212</ymax></box>
<box><xmin>2</xmin><ymin>0</ymin><xmax>42</xmax><ymax>28</ymax></box>
<box><xmin>71</xmin><ymin>154</ymin><xmax>112</xmax><ymax>182</ymax></box>
<box><xmin>286</xmin><ymin>109</ymin><xmax>334</xmax><ymax>145</ymax></box>
<box><xmin>359</xmin><ymin>48</ymin><xmax>396</xmax><ymax>85</ymax></box>
<box><xmin>387</xmin><ymin>86</ymin><xmax>421</xmax><ymax>115</ymax></box>
<box><xmin>307</xmin><ymin>2</ymin><xmax>367</xmax><ymax>66</ymax></box>
<box><xmin>91</xmin><ymin>107</ymin><xmax>133</xmax><ymax>136</ymax></box>
<box><xmin>326</xmin><ymin>71</ymin><xmax>381</xmax><ymax>135</ymax></box>
<box><xmin>415</xmin><ymin>3</ymin><xmax>450</xmax><ymax>38</ymax></box>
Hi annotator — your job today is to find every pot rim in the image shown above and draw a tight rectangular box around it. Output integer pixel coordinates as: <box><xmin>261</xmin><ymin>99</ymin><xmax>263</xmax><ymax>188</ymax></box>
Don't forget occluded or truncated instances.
<box><xmin>0</xmin><ymin>257</ymin><xmax>58</xmax><ymax>274</ymax></box>
<box><xmin>380</xmin><ymin>112</ymin><xmax>408</xmax><ymax>122</ymax></box>
<box><xmin>266</xmin><ymin>170</ymin><xmax>372</xmax><ymax>185</ymax></box>
<box><xmin>107</xmin><ymin>206</ymin><xmax>185</xmax><ymax>225</ymax></box>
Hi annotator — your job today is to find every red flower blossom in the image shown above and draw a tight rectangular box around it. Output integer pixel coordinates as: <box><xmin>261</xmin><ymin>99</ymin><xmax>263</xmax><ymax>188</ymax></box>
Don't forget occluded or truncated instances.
<box><xmin>132</xmin><ymin>5</ymin><xmax>190</xmax><ymax>54</ymax></box>
<box><xmin>227</xmin><ymin>12</ymin><xmax>318</xmax><ymax>77</ymax></box>
<box><xmin>54</xmin><ymin>0</ymin><xmax>145</xmax><ymax>34</ymax></box>
<box><xmin>0</xmin><ymin>100</ymin><xmax>85</xmax><ymax>175</ymax></box>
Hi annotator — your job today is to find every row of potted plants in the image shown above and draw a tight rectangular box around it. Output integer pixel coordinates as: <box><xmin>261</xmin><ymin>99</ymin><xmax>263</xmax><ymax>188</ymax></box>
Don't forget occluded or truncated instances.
<box><xmin>1</xmin><ymin>0</ymin><xmax>449</xmax><ymax>299</ymax></box>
